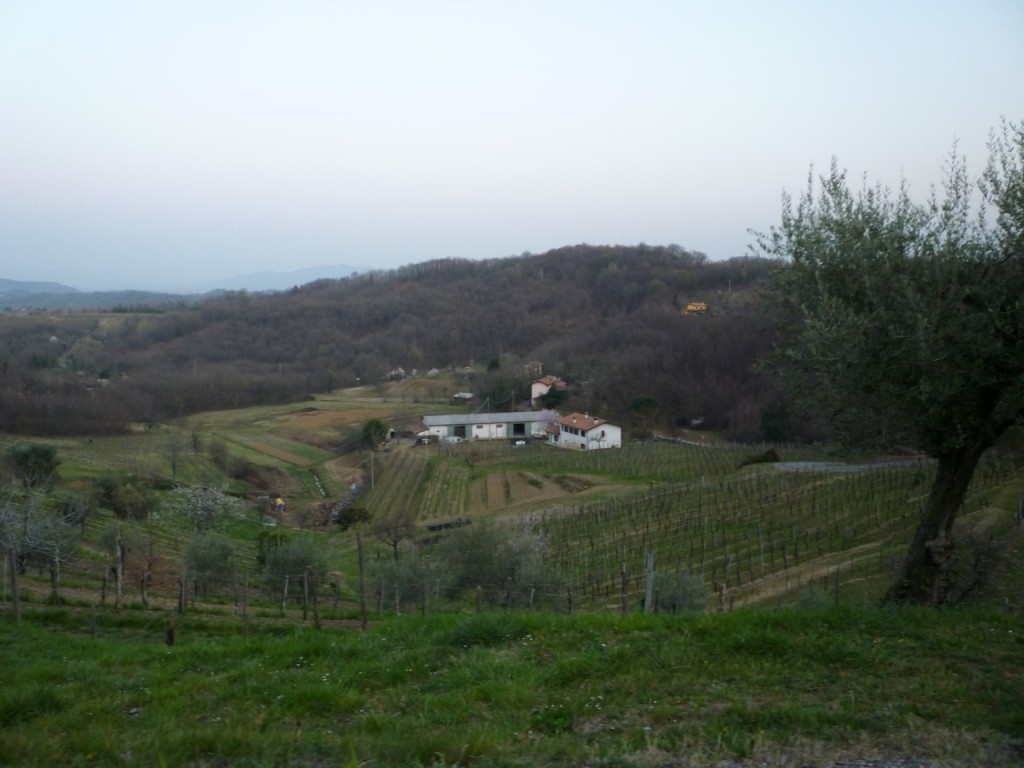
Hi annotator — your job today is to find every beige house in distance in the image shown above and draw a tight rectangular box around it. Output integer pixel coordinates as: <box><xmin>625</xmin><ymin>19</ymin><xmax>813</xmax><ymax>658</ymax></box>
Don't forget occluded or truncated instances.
<box><xmin>530</xmin><ymin>375</ymin><xmax>566</xmax><ymax>407</ymax></box>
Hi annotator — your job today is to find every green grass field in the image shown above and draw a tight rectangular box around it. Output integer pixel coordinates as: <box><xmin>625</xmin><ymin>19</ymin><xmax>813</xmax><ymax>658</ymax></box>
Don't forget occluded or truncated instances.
<box><xmin>1</xmin><ymin>607</ymin><xmax>1022</xmax><ymax>767</ymax></box>
<box><xmin>3</xmin><ymin>382</ymin><xmax>1024</xmax><ymax>765</ymax></box>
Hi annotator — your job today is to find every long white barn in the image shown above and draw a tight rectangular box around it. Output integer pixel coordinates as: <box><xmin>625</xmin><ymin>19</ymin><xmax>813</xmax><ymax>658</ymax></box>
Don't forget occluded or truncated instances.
<box><xmin>421</xmin><ymin>410</ymin><xmax>560</xmax><ymax>441</ymax></box>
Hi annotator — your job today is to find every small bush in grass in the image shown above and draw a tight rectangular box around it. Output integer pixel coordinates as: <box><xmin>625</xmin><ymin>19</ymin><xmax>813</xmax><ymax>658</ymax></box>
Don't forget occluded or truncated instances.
<box><xmin>443</xmin><ymin>612</ymin><xmax>532</xmax><ymax>649</ymax></box>
<box><xmin>0</xmin><ymin>686</ymin><xmax>64</xmax><ymax>726</ymax></box>
<box><xmin>529</xmin><ymin>702</ymin><xmax>574</xmax><ymax>734</ymax></box>
<box><xmin>796</xmin><ymin>585</ymin><xmax>833</xmax><ymax>610</ymax></box>
<box><xmin>654</xmin><ymin>567</ymin><xmax>708</xmax><ymax>612</ymax></box>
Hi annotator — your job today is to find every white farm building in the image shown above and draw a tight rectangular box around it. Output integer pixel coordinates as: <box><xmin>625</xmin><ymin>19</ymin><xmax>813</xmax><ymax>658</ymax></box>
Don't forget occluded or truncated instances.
<box><xmin>548</xmin><ymin>412</ymin><xmax>622</xmax><ymax>450</ymax></box>
<box><xmin>421</xmin><ymin>411</ymin><xmax>560</xmax><ymax>442</ymax></box>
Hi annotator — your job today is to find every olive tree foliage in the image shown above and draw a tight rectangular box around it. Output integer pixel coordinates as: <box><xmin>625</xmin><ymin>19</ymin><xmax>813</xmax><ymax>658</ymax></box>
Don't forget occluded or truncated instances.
<box><xmin>362</xmin><ymin>418</ymin><xmax>390</xmax><ymax>451</ymax></box>
<box><xmin>438</xmin><ymin>520</ymin><xmax>562</xmax><ymax>609</ymax></box>
<box><xmin>367</xmin><ymin>547</ymin><xmax>449</xmax><ymax>613</ymax></box>
<box><xmin>757</xmin><ymin>121</ymin><xmax>1024</xmax><ymax>605</ymax></box>
<box><xmin>185</xmin><ymin>532</ymin><xmax>237</xmax><ymax>598</ymax></box>
<box><xmin>654</xmin><ymin>566</ymin><xmax>708</xmax><ymax>613</ymax></box>
<box><xmin>5</xmin><ymin>443</ymin><xmax>59</xmax><ymax>491</ymax></box>
<box><xmin>260</xmin><ymin>536</ymin><xmax>329</xmax><ymax>600</ymax></box>
<box><xmin>94</xmin><ymin>473</ymin><xmax>157</xmax><ymax>521</ymax></box>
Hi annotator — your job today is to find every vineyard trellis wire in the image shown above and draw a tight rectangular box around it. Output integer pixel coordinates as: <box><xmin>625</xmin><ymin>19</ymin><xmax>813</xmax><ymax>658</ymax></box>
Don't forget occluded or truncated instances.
<box><xmin>375</xmin><ymin>440</ymin><xmax>1022</xmax><ymax>613</ymax></box>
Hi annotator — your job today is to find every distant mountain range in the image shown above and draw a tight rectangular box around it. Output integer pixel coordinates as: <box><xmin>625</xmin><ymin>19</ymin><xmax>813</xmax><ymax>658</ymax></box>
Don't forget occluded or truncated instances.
<box><xmin>0</xmin><ymin>278</ymin><xmax>80</xmax><ymax>296</ymax></box>
<box><xmin>0</xmin><ymin>264</ymin><xmax>370</xmax><ymax>309</ymax></box>
<box><xmin>175</xmin><ymin>263</ymin><xmax>369</xmax><ymax>293</ymax></box>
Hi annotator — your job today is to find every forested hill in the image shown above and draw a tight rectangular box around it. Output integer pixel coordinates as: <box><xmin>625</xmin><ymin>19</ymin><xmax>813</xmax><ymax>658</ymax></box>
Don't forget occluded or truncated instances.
<box><xmin>0</xmin><ymin>244</ymin><xmax>797</xmax><ymax>439</ymax></box>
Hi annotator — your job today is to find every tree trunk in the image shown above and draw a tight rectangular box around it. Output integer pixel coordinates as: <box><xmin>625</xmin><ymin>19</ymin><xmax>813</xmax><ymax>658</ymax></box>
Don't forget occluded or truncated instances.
<box><xmin>114</xmin><ymin>528</ymin><xmax>124</xmax><ymax>609</ymax></box>
<box><xmin>49</xmin><ymin>550</ymin><xmax>61</xmax><ymax>604</ymax></box>
<box><xmin>886</xmin><ymin>440</ymin><xmax>990</xmax><ymax>605</ymax></box>
<box><xmin>7</xmin><ymin>547</ymin><xmax>20</xmax><ymax>624</ymax></box>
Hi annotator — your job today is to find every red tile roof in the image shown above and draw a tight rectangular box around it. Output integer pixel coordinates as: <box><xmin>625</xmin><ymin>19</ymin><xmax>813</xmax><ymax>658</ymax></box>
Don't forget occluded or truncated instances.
<box><xmin>557</xmin><ymin>412</ymin><xmax>607</xmax><ymax>431</ymax></box>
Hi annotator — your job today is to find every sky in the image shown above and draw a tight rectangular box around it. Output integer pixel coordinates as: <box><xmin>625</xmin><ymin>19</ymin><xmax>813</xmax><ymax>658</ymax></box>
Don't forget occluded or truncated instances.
<box><xmin>1</xmin><ymin>1</ymin><xmax>1022</xmax><ymax>291</ymax></box>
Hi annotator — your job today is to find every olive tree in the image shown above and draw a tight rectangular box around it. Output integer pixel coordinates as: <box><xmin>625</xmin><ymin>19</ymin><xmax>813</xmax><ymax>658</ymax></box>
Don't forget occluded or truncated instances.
<box><xmin>0</xmin><ymin>489</ymin><xmax>42</xmax><ymax>621</ymax></box>
<box><xmin>758</xmin><ymin>121</ymin><xmax>1024</xmax><ymax>605</ymax></box>
<box><xmin>185</xmin><ymin>532</ymin><xmax>237</xmax><ymax>599</ymax></box>
<box><xmin>5</xmin><ymin>443</ymin><xmax>59</xmax><ymax>491</ymax></box>
<box><xmin>370</xmin><ymin>506</ymin><xmax>418</xmax><ymax>561</ymax></box>
<box><xmin>260</xmin><ymin>536</ymin><xmax>329</xmax><ymax>602</ymax></box>
<box><xmin>439</xmin><ymin>520</ymin><xmax>561</xmax><ymax>609</ymax></box>
<box><xmin>25</xmin><ymin>503</ymin><xmax>80</xmax><ymax>604</ymax></box>
<box><xmin>367</xmin><ymin>547</ymin><xmax>448</xmax><ymax>614</ymax></box>
<box><xmin>362</xmin><ymin>418</ymin><xmax>390</xmax><ymax>451</ymax></box>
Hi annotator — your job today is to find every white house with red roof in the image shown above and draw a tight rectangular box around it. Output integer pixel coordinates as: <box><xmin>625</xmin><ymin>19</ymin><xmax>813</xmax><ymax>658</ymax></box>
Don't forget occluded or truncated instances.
<box><xmin>530</xmin><ymin>375</ymin><xmax>566</xmax><ymax>407</ymax></box>
<box><xmin>548</xmin><ymin>412</ymin><xmax>621</xmax><ymax>450</ymax></box>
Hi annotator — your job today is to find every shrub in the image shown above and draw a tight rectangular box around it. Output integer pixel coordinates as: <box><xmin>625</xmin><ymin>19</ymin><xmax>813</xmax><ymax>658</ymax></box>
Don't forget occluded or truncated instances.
<box><xmin>442</xmin><ymin>612</ymin><xmax>532</xmax><ymax>649</ymax></box>
<box><xmin>95</xmin><ymin>472</ymin><xmax>156</xmax><ymax>520</ymax></box>
<box><xmin>260</xmin><ymin>537</ymin><xmax>329</xmax><ymax>601</ymax></box>
<box><xmin>368</xmin><ymin>549</ymin><xmax>449</xmax><ymax>614</ymax></box>
<box><xmin>439</xmin><ymin>520</ymin><xmax>562</xmax><ymax>609</ymax></box>
<box><xmin>185</xmin><ymin>532</ymin><xmax>237</xmax><ymax>598</ymax></box>
<box><xmin>0</xmin><ymin>686</ymin><xmax>64</xmax><ymax>726</ymax></box>
<box><xmin>654</xmin><ymin>567</ymin><xmax>708</xmax><ymax>612</ymax></box>
<box><xmin>167</xmin><ymin>487</ymin><xmax>247</xmax><ymax>530</ymax></box>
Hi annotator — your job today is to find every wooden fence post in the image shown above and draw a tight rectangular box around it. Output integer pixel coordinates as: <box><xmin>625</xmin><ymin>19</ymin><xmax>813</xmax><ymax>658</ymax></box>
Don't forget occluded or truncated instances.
<box><xmin>643</xmin><ymin>550</ymin><xmax>655</xmax><ymax>614</ymax></box>
<box><xmin>241</xmin><ymin>570</ymin><xmax>249</xmax><ymax>636</ymax></box>
<box><xmin>177</xmin><ymin>571</ymin><xmax>186</xmax><ymax>615</ymax></box>
<box><xmin>311</xmin><ymin>568</ymin><xmax>321</xmax><ymax>630</ymax></box>
<box><xmin>620</xmin><ymin>561</ymin><xmax>628</xmax><ymax>614</ymax></box>
<box><xmin>357</xmin><ymin>532</ymin><xmax>367</xmax><ymax>632</ymax></box>
<box><xmin>302</xmin><ymin>567</ymin><xmax>310</xmax><ymax>622</ymax></box>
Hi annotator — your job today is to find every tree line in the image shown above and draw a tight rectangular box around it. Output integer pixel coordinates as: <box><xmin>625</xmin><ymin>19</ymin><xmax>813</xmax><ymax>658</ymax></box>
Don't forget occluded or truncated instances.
<box><xmin>0</xmin><ymin>245</ymin><xmax>795</xmax><ymax>441</ymax></box>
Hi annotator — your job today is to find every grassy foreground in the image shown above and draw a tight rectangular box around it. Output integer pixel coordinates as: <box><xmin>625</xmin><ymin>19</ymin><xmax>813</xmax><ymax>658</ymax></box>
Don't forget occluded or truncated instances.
<box><xmin>1</xmin><ymin>607</ymin><xmax>1022</xmax><ymax>767</ymax></box>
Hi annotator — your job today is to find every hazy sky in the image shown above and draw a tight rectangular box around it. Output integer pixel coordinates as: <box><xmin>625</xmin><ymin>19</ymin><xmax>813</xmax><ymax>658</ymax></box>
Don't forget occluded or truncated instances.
<box><xmin>2</xmin><ymin>1</ymin><xmax>1022</xmax><ymax>290</ymax></box>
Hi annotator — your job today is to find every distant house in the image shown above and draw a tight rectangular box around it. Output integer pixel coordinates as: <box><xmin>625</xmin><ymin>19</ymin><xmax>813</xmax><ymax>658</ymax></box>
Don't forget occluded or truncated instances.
<box><xmin>530</xmin><ymin>375</ymin><xmax>566</xmax><ymax>407</ymax></box>
<box><xmin>522</xmin><ymin>360</ymin><xmax>544</xmax><ymax>378</ymax></box>
<box><xmin>548</xmin><ymin>412</ymin><xmax>621</xmax><ymax>450</ymax></box>
<box><xmin>421</xmin><ymin>411</ymin><xmax>560</xmax><ymax>441</ymax></box>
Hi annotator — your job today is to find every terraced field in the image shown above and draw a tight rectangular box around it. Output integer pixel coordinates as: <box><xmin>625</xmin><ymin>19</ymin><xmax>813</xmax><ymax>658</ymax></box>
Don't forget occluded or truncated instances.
<box><xmin>4</xmin><ymin>381</ymin><xmax>1022</xmax><ymax>615</ymax></box>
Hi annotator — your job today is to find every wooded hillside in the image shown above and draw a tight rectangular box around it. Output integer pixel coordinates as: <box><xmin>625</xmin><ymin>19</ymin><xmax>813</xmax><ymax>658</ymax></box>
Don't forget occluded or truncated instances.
<box><xmin>0</xmin><ymin>244</ymin><xmax>796</xmax><ymax>439</ymax></box>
